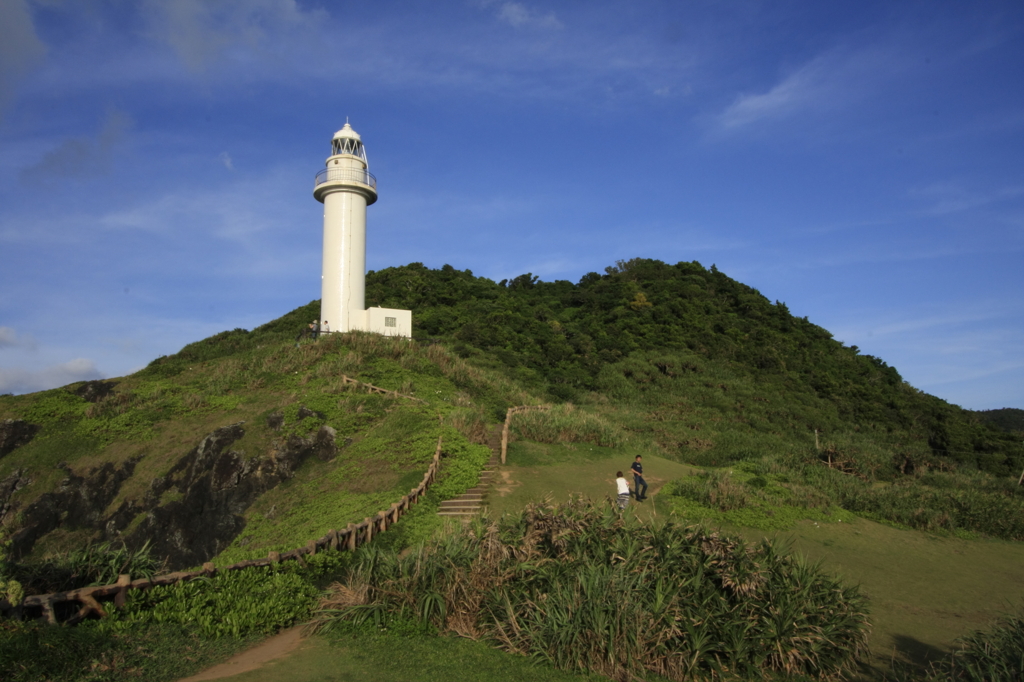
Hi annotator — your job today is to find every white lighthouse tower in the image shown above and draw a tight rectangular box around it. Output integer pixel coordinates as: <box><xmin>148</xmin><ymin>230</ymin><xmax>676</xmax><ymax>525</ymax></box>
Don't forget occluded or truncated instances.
<box><xmin>313</xmin><ymin>123</ymin><xmax>411</xmax><ymax>337</ymax></box>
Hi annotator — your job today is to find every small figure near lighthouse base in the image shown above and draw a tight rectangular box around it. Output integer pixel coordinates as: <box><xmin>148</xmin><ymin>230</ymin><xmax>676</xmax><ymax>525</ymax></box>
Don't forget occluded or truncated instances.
<box><xmin>313</xmin><ymin>123</ymin><xmax>411</xmax><ymax>338</ymax></box>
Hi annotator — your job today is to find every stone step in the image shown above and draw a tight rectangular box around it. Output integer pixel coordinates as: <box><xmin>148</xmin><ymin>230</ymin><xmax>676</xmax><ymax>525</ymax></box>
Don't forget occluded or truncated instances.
<box><xmin>439</xmin><ymin>501</ymin><xmax>481</xmax><ymax>509</ymax></box>
<box><xmin>438</xmin><ymin>510</ymin><xmax>485</xmax><ymax>517</ymax></box>
<box><xmin>464</xmin><ymin>487</ymin><xmax>488</xmax><ymax>495</ymax></box>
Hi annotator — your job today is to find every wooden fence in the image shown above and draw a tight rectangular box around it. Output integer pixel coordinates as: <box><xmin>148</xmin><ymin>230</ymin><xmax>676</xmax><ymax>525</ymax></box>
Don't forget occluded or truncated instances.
<box><xmin>500</xmin><ymin>405</ymin><xmax>552</xmax><ymax>464</ymax></box>
<box><xmin>2</xmin><ymin>436</ymin><xmax>445</xmax><ymax>625</ymax></box>
<box><xmin>337</xmin><ymin>374</ymin><xmax>426</xmax><ymax>403</ymax></box>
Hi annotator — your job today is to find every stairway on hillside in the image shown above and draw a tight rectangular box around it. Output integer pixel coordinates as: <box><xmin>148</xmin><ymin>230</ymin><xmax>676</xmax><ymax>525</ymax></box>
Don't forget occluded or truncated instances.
<box><xmin>437</xmin><ymin>426</ymin><xmax>501</xmax><ymax>521</ymax></box>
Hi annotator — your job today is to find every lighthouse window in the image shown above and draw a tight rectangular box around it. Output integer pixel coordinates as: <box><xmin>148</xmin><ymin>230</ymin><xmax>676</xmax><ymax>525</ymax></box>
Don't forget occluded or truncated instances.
<box><xmin>385</xmin><ymin>317</ymin><xmax>397</xmax><ymax>328</ymax></box>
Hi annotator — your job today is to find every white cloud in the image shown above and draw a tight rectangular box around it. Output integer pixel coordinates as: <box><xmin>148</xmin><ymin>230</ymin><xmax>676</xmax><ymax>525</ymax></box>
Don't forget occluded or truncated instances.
<box><xmin>0</xmin><ymin>358</ymin><xmax>103</xmax><ymax>395</ymax></box>
<box><xmin>219</xmin><ymin>151</ymin><xmax>234</xmax><ymax>170</ymax></box>
<box><xmin>0</xmin><ymin>0</ymin><xmax>47</xmax><ymax>115</ymax></box>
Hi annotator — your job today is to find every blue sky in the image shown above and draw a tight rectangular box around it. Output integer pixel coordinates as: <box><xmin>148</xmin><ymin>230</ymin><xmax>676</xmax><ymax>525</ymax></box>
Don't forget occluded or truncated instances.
<box><xmin>0</xmin><ymin>0</ymin><xmax>1021</xmax><ymax>410</ymax></box>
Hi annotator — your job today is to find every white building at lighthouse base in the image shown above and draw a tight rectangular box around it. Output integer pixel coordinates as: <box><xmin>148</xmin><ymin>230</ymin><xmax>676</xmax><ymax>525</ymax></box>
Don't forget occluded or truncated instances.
<box><xmin>362</xmin><ymin>307</ymin><xmax>412</xmax><ymax>338</ymax></box>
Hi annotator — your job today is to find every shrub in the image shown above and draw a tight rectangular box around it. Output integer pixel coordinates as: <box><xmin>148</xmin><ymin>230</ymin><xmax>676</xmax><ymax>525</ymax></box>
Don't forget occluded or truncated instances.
<box><xmin>669</xmin><ymin>470</ymin><xmax>749</xmax><ymax>511</ymax></box>
<box><xmin>9</xmin><ymin>541</ymin><xmax>161</xmax><ymax>595</ymax></box>
<box><xmin>510</xmin><ymin>404</ymin><xmax>624</xmax><ymax>447</ymax></box>
<box><xmin>927</xmin><ymin>609</ymin><xmax>1024</xmax><ymax>681</ymax></box>
<box><xmin>311</xmin><ymin>497</ymin><xmax>870</xmax><ymax>681</ymax></box>
<box><xmin>103</xmin><ymin>556</ymin><xmax>345</xmax><ymax>638</ymax></box>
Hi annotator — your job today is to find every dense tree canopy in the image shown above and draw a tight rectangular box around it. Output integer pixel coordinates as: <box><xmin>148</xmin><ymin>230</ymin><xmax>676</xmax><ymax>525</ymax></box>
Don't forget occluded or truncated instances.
<box><xmin>366</xmin><ymin>259</ymin><xmax>1020</xmax><ymax>475</ymax></box>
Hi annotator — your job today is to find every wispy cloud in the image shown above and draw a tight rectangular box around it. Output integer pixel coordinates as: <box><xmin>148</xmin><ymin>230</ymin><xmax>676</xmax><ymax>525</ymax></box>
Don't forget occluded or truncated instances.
<box><xmin>0</xmin><ymin>0</ymin><xmax>47</xmax><ymax>115</ymax></box>
<box><xmin>0</xmin><ymin>358</ymin><xmax>102</xmax><ymax>394</ymax></box>
<box><xmin>492</xmin><ymin>2</ymin><xmax>562</xmax><ymax>30</ymax></box>
<box><xmin>910</xmin><ymin>181</ymin><xmax>1024</xmax><ymax>216</ymax></box>
<box><xmin>19</xmin><ymin>108</ymin><xmax>134</xmax><ymax>183</ymax></box>
<box><xmin>143</xmin><ymin>0</ymin><xmax>326</xmax><ymax>72</ymax></box>
<box><xmin>715</xmin><ymin>45</ymin><xmax>895</xmax><ymax>131</ymax></box>
<box><xmin>0</xmin><ymin>326</ymin><xmax>37</xmax><ymax>351</ymax></box>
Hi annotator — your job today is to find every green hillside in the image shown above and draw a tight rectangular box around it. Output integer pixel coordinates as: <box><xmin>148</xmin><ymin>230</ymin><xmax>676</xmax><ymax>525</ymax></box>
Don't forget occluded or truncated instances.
<box><xmin>0</xmin><ymin>304</ymin><xmax>519</xmax><ymax>573</ymax></box>
<box><xmin>366</xmin><ymin>258</ymin><xmax>1020</xmax><ymax>472</ymax></box>
<box><xmin>2</xmin><ymin>257</ymin><xmax>1021</xmax><ymax>564</ymax></box>
<box><xmin>975</xmin><ymin>407</ymin><xmax>1024</xmax><ymax>435</ymax></box>
<box><xmin>2</xmin><ymin>258</ymin><xmax>1023</xmax><ymax>682</ymax></box>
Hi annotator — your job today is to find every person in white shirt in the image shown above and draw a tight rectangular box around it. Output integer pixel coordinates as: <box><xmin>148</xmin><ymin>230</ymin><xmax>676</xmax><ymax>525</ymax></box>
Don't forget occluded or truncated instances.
<box><xmin>615</xmin><ymin>471</ymin><xmax>630</xmax><ymax>510</ymax></box>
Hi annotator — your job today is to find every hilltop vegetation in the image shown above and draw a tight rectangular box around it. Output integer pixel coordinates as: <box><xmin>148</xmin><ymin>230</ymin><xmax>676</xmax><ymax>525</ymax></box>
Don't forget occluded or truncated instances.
<box><xmin>2</xmin><ymin>257</ymin><xmax>1021</xmax><ymax>569</ymax></box>
<box><xmin>975</xmin><ymin>407</ymin><xmax>1024</xmax><ymax>435</ymax></box>
<box><xmin>2</xmin><ymin>258</ymin><xmax>1023</xmax><ymax>682</ymax></box>
<box><xmin>367</xmin><ymin>258</ymin><xmax>1019</xmax><ymax>476</ymax></box>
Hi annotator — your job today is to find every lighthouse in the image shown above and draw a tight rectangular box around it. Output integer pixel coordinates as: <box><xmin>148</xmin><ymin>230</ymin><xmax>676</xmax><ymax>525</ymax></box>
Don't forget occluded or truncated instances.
<box><xmin>313</xmin><ymin>123</ymin><xmax>411</xmax><ymax>337</ymax></box>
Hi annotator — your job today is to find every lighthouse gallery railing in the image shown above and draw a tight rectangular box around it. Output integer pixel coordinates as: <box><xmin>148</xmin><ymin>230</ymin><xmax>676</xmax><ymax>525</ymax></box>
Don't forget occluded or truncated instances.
<box><xmin>314</xmin><ymin>167</ymin><xmax>377</xmax><ymax>190</ymax></box>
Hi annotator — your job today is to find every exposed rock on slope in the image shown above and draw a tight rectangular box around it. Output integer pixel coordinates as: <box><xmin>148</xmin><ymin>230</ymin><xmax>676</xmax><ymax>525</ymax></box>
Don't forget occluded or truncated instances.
<box><xmin>7</xmin><ymin>414</ymin><xmax>338</xmax><ymax>570</ymax></box>
<box><xmin>9</xmin><ymin>458</ymin><xmax>140</xmax><ymax>559</ymax></box>
<box><xmin>0</xmin><ymin>420</ymin><xmax>40</xmax><ymax>459</ymax></box>
<box><xmin>115</xmin><ymin>421</ymin><xmax>337</xmax><ymax>568</ymax></box>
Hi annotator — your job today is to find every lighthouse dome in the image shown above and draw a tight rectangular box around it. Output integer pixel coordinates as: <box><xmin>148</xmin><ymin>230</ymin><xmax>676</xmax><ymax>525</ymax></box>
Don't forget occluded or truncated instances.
<box><xmin>330</xmin><ymin>122</ymin><xmax>368</xmax><ymax>162</ymax></box>
<box><xmin>332</xmin><ymin>123</ymin><xmax>362</xmax><ymax>142</ymax></box>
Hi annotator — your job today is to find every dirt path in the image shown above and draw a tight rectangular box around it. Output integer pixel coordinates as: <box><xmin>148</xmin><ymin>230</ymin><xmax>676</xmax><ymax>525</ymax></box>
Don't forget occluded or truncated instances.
<box><xmin>177</xmin><ymin>626</ymin><xmax>305</xmax><ymax>682</ymax></box>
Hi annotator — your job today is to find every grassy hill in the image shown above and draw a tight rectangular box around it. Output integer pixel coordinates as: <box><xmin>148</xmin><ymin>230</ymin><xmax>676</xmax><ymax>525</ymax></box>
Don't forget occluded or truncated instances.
<box><xmin>0</xmin><ymin>303</ymin><xmax>522</xmax><ymax>571</ymax></box>
<box><xmin>2</xmin><ymin>259</ymin><xmax>1023</xmax><ymax>681</ymax></box>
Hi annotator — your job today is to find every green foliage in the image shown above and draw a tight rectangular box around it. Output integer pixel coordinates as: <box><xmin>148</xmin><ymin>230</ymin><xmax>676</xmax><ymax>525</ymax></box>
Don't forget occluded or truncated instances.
<box><xmin>106</xmin><ymin>563</ymin><xmax>322</xmax><ymax>638</ymax></box>
<box><xmin>510</xmin><ymin>404</ymin><xmax>625</xmax><ymax>447</ymax></box>
<box><xmin>0</xmin><ymin>621</ymin><xmax>254</xmax><ymax>682</ymax></box>
<box><xmin>665</xmin><ymin>459</ymin><xmax>1024</xmax><ymax>539</ymax></box>
<box><xmin>974</xmin><ymin>408</ymin><xmax>1024</xmax><ymax>434</ymax></box>
<box><xmin>666</xmin><ymin>468</ymin><xmax>856</xmax><ymax>532</ymax></box>
<box><xmin>365</xmin><ymin>260</ymin><xmax>1021</xmax><ymax>474</ymax></box>
<box><xmin>926</xmin><ymin>608</ymin><xmax>1024</xmax><ymax>681</ymax></box>
<box><xmin>9</xmin><ymin>541</ymin><xmax>161</xmax><ymax>595</ymax></box>
<box><xmin>0</xmin><ymin>529</ymin><xmax>24</xmax><ymax>608</ymax></box>
<box><xmin>312</xmin><ymin>498</ymin><xmax>871</xmax><ymax>681</ymax></box>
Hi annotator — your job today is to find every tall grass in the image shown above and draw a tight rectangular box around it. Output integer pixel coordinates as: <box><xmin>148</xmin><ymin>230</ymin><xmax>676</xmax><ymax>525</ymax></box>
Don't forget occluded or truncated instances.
<box><xmin>925</xmin><ymin>610</ymin><xmax>1024</xmax><ymax>682</ymax></box>
<box><xmin>312</xmin><ymin>498</ymin><xmax>870</xmax><ymax>681</ymax></box>
<box><xmin>442</xmin><ymin>408</ymin><xmax>491</xmax><ymax>445</ymax></box>
<box><xmin>669</xmin><ymin>470</ymin><xmax>750</xmax><ymax>511</ymax></box>
<box><xmin>510</xmin><ymin>404</ymin><xmax>625</xmax><ymax>447</ymax></box>
<box><xmin>9</xmin><ymin>541</ymin><xmax>162</xmax><ymax>594</ymax></box>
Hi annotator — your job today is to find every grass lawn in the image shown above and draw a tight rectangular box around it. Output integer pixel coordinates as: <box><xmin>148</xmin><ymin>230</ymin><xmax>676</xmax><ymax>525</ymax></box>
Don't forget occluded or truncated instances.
<box><xmin>488</xmin><ymin>440</ymin><xmax>1024</xmax><ymax>678</ymax></box>
<box><xmin>767</xmin><ymin>518</ymin><xmax>1024</xmax><ymax>679</ymax></box>
<box><xmin>487</xmin><ymin>441</ymin><xmax>697</xmax><ymax>522</ymax></box>
<box><xmin>201</xmin><ymin>631</ymin><xmax>613</xmax><ymax>682</ymax></box>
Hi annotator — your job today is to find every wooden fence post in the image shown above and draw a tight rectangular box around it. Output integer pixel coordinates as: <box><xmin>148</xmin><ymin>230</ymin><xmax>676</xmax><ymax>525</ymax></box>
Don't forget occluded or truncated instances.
<box><xmin>42</xmin><ymin>598</ymin><xmax>57</xmax><ymax>625</ymax></box>
<box><xmin>114</xmin><ymin>574</ymin><xmax>131</xmax><ymax>609</ymax></box>
<box><xmin>501</xmin><ymin>408</ymin><xmax>511</xmax><ymax>464</ymax></box>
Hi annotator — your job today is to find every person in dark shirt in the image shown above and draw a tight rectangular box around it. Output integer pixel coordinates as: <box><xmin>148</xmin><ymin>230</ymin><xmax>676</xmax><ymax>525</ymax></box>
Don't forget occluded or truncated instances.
<box><xmin>631</xmin><ymin>455</ymin><xmax>648</xmax><ymax>501</ymax></box>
